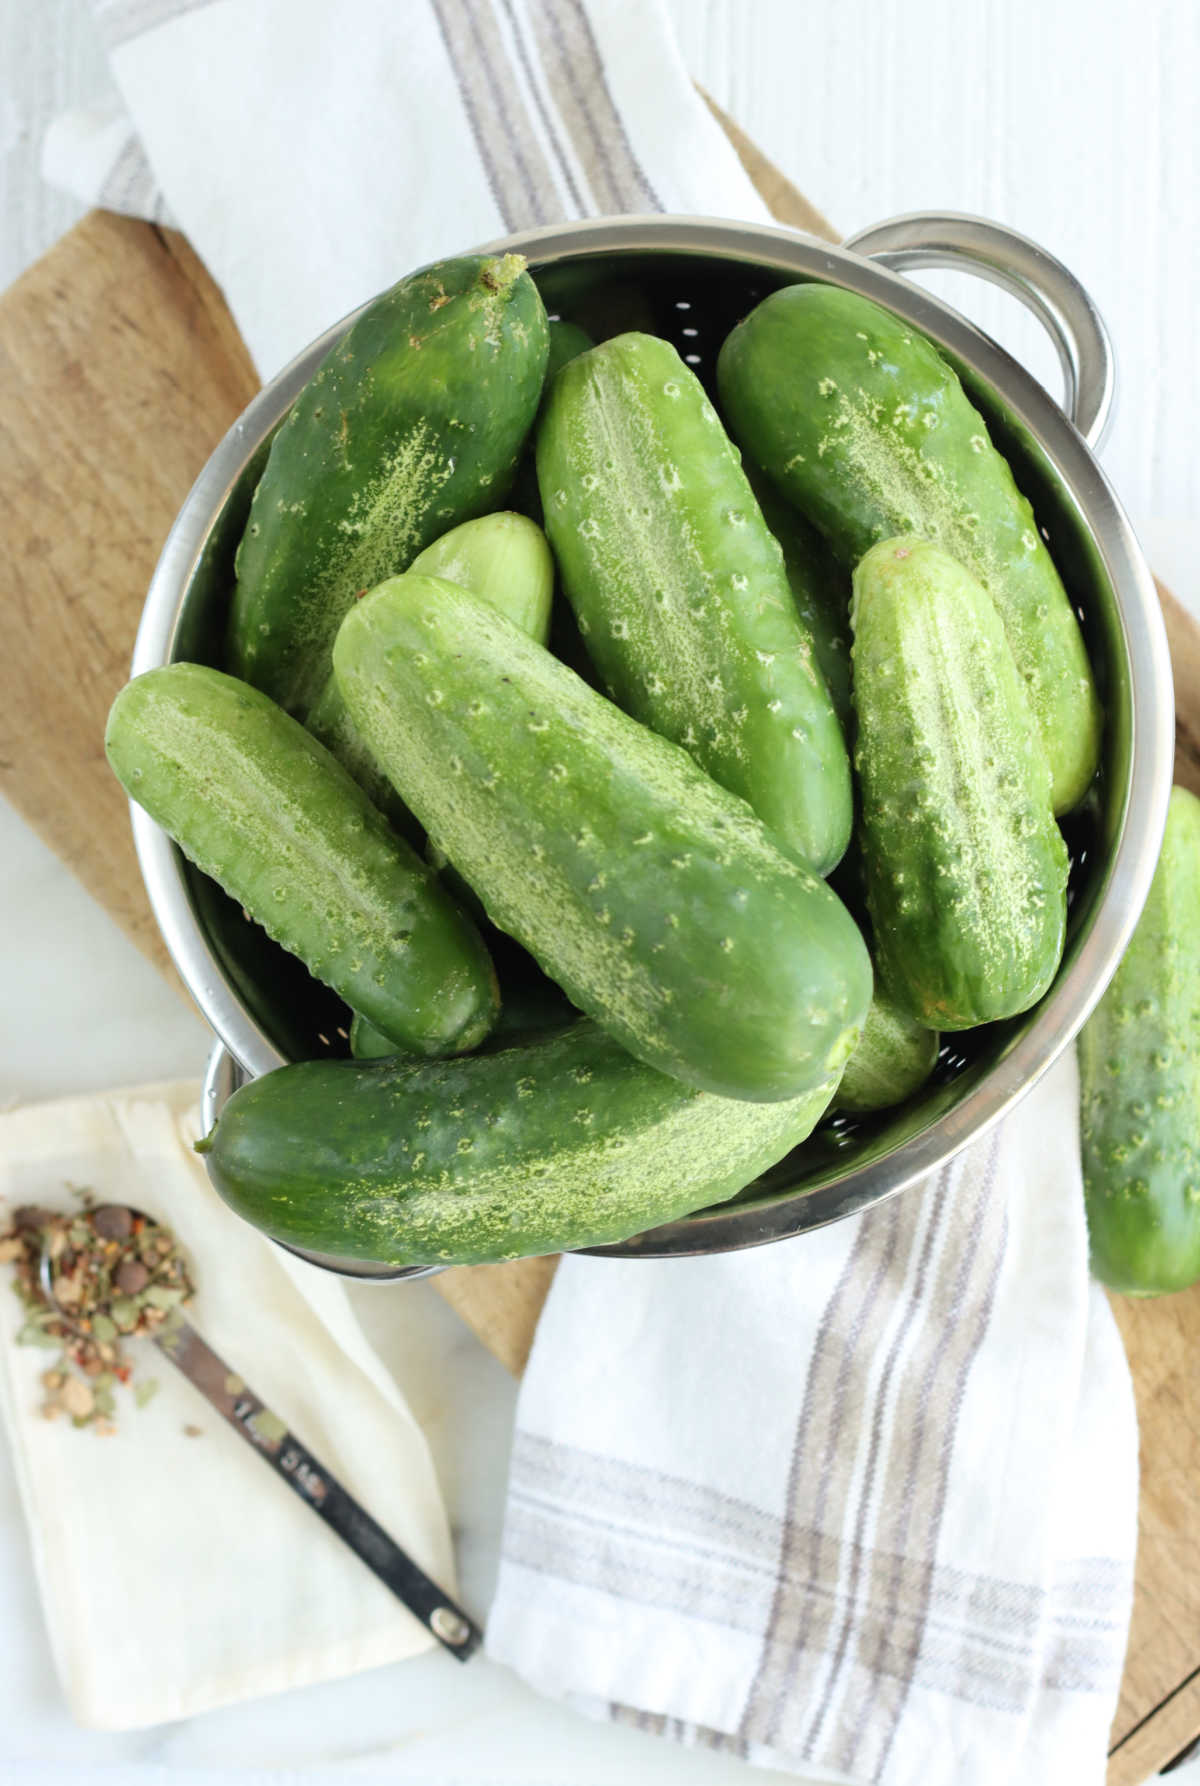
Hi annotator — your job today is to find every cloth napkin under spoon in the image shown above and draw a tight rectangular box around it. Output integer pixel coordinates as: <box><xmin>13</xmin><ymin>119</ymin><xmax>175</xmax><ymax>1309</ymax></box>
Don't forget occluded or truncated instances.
<box><xmin>37</xmin><ymin>1206</ymin><xmax>480</xmax><ymax>1662</ymax></box>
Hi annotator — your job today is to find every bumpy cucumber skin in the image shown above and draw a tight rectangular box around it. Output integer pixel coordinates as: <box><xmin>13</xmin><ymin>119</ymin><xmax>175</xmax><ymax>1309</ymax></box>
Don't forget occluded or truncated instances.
<box><xmin>105</xmin><ymin>664</ymin><xmax>498</xmax><ymax>1055</ymax></box>
<box><xmin>537</xmin><ymin>333</ymin><xmax>852</xmax><ymax>874</ymax></box>
<box><xmin>200</xmin><ymin>1021</ymin><xmax>841</xmax><ymax>1266</ymax></box>
<box><xmin>411</xmin><ymin>511</ymin><xmax>554</xmax><ymax>644</ymax></box>
<box><xmin>229</xmin><ymin>253</ymin><xmax>548</xmax><ymax>718</ymax></box>
<box><xmin>303</xmin><ymin>676</ymin><xmax>421</xmax><ymax>843</ymax></box>
<box><xmin>748</xmin><ymin>467</ymin><xmax>852</xmax><ymax>732</ymax></box>
<box><xmin>852</xmin><ymin>539</ymin><xmax>1068</xmax><ymax>1030</ymax></box>
<box><xmin>1079</xmin><ymin>787</ymin><xmax>1200</xmax><ymax>1295</ymax></box>
<box><xmin>306</xmin><ymin>509</ymin><xmax>555</xmax><ymax>827</ymax></box>
<box><xmin>836</xmin><ymin>988</ymin><xmax>940</xmax><ymax>1114</ymax></box>
<box><xmin>508</xmin><ymin>321</ymin><xmax>595</xmax><ymax>526</ymax></box>
<box><xmin>333</xmin><ymin>575</ymin><xmax>871</xmax><ymax>1102</ymax></box>
<box><xmin>717</xmin><ymin>284</ymin><xmax>1101</xmax><ymax>813</ymax></box>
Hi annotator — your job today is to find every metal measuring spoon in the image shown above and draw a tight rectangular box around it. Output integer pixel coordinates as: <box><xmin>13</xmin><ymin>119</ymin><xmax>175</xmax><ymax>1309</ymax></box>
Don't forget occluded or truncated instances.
<box><xmin>38</xmin><ymin>1208</ymin><xmax>480</xmax><ymax>1661</ymax></box>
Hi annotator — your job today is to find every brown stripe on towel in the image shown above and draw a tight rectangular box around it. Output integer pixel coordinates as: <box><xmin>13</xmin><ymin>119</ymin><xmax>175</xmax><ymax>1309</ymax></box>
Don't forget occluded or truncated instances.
<box><xmin>430</xmin><ymin>0</ymin><xmax>562</xmax><ymax>230</ymax></box>
<box><xmin>496</xmin><ymin>0</ymin><xmax>588</xmax><ymax>214</ymax></box>
<box><xmin>93</xmin><ymin>0</ymin><xmax>216</xmax><ymax>50</ymax></box>
<box><xmin>526</xmin><ymin>0</ymin><xmax>662</xmax><ymax>212</ymax></box>
<box><xmin>737</xmin><ymin>1188</ymin><xmax>923</xmax><ymax>1748</ymax></box>
<box><xmin>846</xmin><ymin>1134</ymin><xmax>1008</xmax><ymax>1780</ymax></box>
<box><xmin>801</xmin><ymin>1153</ymin><xmax>981</xmax><ymax>1767</ymax></box>
<box><xmin>98</xmin><ymin>130</ymin><xmax>171</xmax><ymax>223</ymax></box>
<box><xmin>504</xmin><ymin>1431</ymin><xmax>1052</xmax><ymax>1705</ymax></box>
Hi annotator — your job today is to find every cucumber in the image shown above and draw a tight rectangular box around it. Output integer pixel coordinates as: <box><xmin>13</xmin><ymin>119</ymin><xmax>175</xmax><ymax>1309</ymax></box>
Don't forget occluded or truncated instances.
<box><xmin>545</xmin><ymin>318</ymin><xmax>593</xmax><ymax>380</ymax></box>
<box><xmin>349</xmin><ymin>1012</ymin><xmax>398</xmax><ymax>1059</ymax></box>
<box><xmin>198</xmin><ymin>1021</ymin><xmax>842</xmax><ymax>1267</ymax></box>
<box><xmin>537</xmin><ymin>333</ymin><xmax>852</xmax><ymax>874</ymax></box>
<box><xmin>105</xmin><ymin>663</ymin><xmax>498</xmax><ymax>1055</ymax></box>
<box><xmin>748</xmin><ymin>468</ymin><xmax>852</xmax><ymax>731</ymax></box>
<box><xmin>228</xmin><ymin>253</ymin><xmax>548</xmax><ymax>718</ymax></box>
<box><xmin>305</xmin><ymin>510</ymin><xmax>555</xmax><ymax>825</ymax></box>
<box><xmin>1079</xmin><ymin>786</ymin><xmax>1200</xmax><ymax>1295</ymax></box>
<box><xmin>348</xmin><ymin>937</ymin><xmax>574</xmax><ymax>1059</ymax></box>
<box><xmin>836</xmin><ymin>988</ymin><xmax>940</xmax><ymax>1114</ymax></box>
<box><xmin>851</xmin><ymin>538</ymin><xmax>1068</xmax><ymax>1029</ymax></box>
<box><xmin>333</xmin><ymin>575</ymin><xmax>871</xmax><ymax>1102</ymax></box>
<box><xmin>510</xmin><ymin>318</ymin><xmax>595</xmax><ymax>526</ymax></box>
<box><xmin>301</xmin><ymin>681</ymin><xmax>422</xmax><ymax>845</ymax></box>
<box><xmin>411</xmin><ymin>511</ymin><xmax>554</xmax><ymax>645</ymax></box>
<box><xmin>717</xmin><ymin>283</ymin><xmax>1101</xmax><ymax>813</ymax></box>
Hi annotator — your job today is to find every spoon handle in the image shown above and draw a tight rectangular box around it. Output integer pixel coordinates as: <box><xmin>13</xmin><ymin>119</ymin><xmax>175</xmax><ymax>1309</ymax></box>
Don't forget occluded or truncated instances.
<box><xmin>154</xmin><ymin>1313</ymin><xmax>481</xmax><ymax>1660</ymax></box>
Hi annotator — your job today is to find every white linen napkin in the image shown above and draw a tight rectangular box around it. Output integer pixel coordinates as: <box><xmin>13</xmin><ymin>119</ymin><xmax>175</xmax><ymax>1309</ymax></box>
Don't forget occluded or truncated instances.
<box><xmin>40</xmin><ymin>1</ymin><xmax>1139</xmax><ymax>1777</ymax></box>
<box><xmin>487</xmin><ymin>1053</ymin><xmax>1139</xmax><ymax>1786</ymax></box>
<box><xmin>0</xmin><ymin>1082</ymin><xmax>455</xmax><ymax>1729</ymax></box>
<box><xmin>44</xmin><ymin>0</ymin><xmax>770</xmax><ymax>379</ymax></box>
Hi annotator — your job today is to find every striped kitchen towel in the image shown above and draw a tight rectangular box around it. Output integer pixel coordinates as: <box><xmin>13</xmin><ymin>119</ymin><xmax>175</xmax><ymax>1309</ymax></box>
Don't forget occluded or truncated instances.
<box><xmin>42</xmin><ymin>3</ymin><xmax>1138</xmax><ymax>1780</ymax></box>
<box><xmin>42</xmin><ymin>0</ymin><xmax>769</xmax><ymax>377</ymax></box>
<box><xmin>487</xmin><ymin>1052</ymin><xmax>1138</xmax><ymax>1786</ymax></box>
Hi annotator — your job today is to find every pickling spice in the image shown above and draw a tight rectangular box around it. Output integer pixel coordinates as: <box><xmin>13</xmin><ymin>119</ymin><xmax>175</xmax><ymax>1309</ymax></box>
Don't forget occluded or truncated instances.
<box><xmin>0</xmin><ymin>1196</ymin><xmax>194</xmax><ymax>1432</ymax></box>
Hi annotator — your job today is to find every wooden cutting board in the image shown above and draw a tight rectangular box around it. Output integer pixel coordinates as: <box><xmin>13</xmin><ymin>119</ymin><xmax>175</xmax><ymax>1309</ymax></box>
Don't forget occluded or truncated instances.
<box><xmin>1</xmin><ymin>108</ymin><xmax>1196</xmax><ymax>1782</ymax></box>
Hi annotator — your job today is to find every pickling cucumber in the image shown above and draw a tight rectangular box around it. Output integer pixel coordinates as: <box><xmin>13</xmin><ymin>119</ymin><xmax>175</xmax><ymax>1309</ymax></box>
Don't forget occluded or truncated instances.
<box><xmin>717</xmin><ymin>283</ymin><xmax>1101</xmax><ymax>813</ymax></box>
<box><xmin>105</xmin><ymin>663</ymin><xmax>498</xmax><ymax>1055</ymax></box>
<box><xmin>537</xmin><ymin>333</ymin><xmax>852</xmax><ymax>874</ymax></box>
<box><xmin>348</xmin><ymin>937</ymin><xmax>575</xmax><ymax>1059</ymax></box>
<box><xmin>349</xmin><ymin>1012</ymin><xmax>397</xmax><ymax>1059</ymax></box>
<box><xmin>198</xmin><ymin>1021</ymin><xmax>842</xmax><ymax>1266</ymax></box>
<box><xmin>545</xmin><ymin>318</ymin><xmax>593</xmax><ymax>381</ymax></box>
<box><xmin>1079</xmin><ymin>786</ymin><xmax>1200</xmax><ymax>1295</ymax></box>
<box><xmin>749</xmin><ymin>468</ymin><xmax>852</xmax><ymax>731</ymax></box>
<box><xmin>852</xmin><ymin>539</ymin><xmax>1068</xmax><ymax>1029</ymax></box>
<box><xmin>228</xmin><ymin>253</ymin><xmax>548</xmax><ymax>718</ymax></box>
<box><xmin>305</xmin><ymin>510</ymin><xmax>556</xmax><ymax>823</ymax></box>
<box><xmin>836</xmin><ymin>989</ymin><xmax>940</xmax><ymax>1114</ymax></box>
<box><xmin>411</xmin><ymin>511</ymin><xmax>554</xmax><ymax>644</ymax></box>
<box><xmin>333</xmin><ymin>575</ymin><xmax>871</xmax><ymax>1102</ymax></box>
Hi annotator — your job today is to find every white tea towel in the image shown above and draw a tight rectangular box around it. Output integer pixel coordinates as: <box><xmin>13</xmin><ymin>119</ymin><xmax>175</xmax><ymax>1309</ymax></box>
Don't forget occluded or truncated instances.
<box><xmin>488</xmin><ymin>1052</ymin><xmax>1139</xmax><ymax>1786</ymax></box>
<box><xmin>43</xmin><ymin>0</ymin><xmax>771</xmax><ymax>378</ymax></box>
<box><xmin>0</xmin><ymin>1082</ymin><xmax>455</xmax><ymax>1729</ymax></box>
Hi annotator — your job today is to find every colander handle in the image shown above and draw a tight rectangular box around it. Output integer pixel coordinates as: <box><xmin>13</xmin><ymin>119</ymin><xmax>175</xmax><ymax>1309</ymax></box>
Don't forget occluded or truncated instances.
<box><xmin>842</xmin><ymin>212</ymin><xmax>1115</xmax><ymax>452</ymax></box>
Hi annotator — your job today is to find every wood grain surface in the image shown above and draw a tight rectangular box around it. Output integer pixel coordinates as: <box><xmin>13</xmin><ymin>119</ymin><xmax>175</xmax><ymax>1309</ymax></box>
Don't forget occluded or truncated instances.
<box><xmin>1</xmin><ymin>128</ymin><xmax>1196</xmax><ymax>1781</ymax></box>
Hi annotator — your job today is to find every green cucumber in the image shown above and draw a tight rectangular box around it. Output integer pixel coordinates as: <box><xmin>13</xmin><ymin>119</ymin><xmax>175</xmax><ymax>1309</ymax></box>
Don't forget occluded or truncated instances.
<box><xmin>333</xmin><ymin>575</ymin><xmax>871</xmax><ymax>1102</ymax></box>
<box><xmin>306</xmin><ymin>509</ymin><xmax>556</xmax><ymax>827</ymax></box>
<box><xmin>302</xmin><ymin>680</ymin><xmax>422</xmax><ymax>845</ymax></box>
<box><xmin>748</xmin><ymin>468</ymin><xmax>852</xmax><ymax>731</ymax></box>
<box><xmin>105</xmin><ymin>663</ymin><xmax>497</xmax><ymax>1055</ymax></box>
<box><xmin>836</xmin><ymin>989</ymin><xmax>939</xmax><ymax>1114</ymax></box>
<box><xmin>717</xmin><ymin>283</ymin><xmax>1101</xmax><ymax>812</ymax></box>
<box><xmin>228</xmin><ymin>253</ymin><xmax>548</xmax><ymax>718</ymax></box>
<box><xmin>349</xmin><ymin>1012</ymin><xmax>398</xmax><ymax>1059</ymax></box>
<box><xmin>1079</xmin><ymin>786</ymin><xmax>1200</xmax><ymax>1295</ymax></box>
<box><xmin>537</xmin><ymin>332</ymin><xmax>851</xmax><ymax>874</ymax></box>
<box><xmin>198</xmin><ymin>1021</ymin><xmax>841</xmax><ymax>1266</ymax></box>
<box><xmin>348</xmin><ymin>941</ymin><xmax>575</xmax><ymax>1060</ymax></box>
<box><xmin>510</xmin><ymin>318</ymin><xmax>595</xmax><ymax>527</ymax></box>
<box><xmin>411</xmin><ymin>511</ymin><xmax>554</xmax><ymax>645</ymax></box>
<box><xmin>852</xmin><ymin>538</ymin><xmax>1068</xmax><ymax>1029</ymax></box>
<box><xmin>545</xmin><ymin>318</ymin><xmax>593</xmax><ymax>380</ymax></box>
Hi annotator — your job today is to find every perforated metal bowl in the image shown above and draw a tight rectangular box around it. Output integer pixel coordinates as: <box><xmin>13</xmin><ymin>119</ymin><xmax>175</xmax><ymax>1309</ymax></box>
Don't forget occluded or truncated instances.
<box><xmin>129</xmin><ymin>212</ymin><xmax>1174</xmax><ymax>1278</ymax></box>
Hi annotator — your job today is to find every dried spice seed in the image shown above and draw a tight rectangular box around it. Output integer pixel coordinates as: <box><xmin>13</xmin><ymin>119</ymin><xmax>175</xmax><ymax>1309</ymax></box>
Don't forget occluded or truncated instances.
<box><xmin>91</xmin><ymin>1206</ymin><xmax>133</xmax><ymax>1241</ymax></box>
<box><xmin>114</xmin><ymin>1260</ymin><xmax>149</xmax><ymax>1295</ymax></box>
<box><xmin>0</xmin><ymin>1196</ymin><xmax>194</xmax><ymax>1434</ymax></box>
